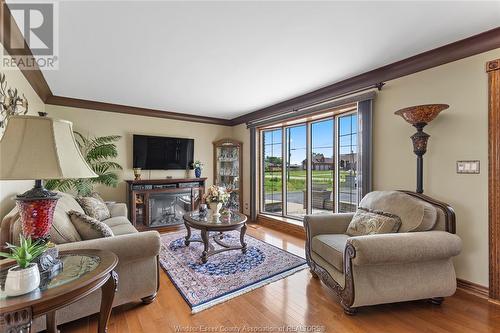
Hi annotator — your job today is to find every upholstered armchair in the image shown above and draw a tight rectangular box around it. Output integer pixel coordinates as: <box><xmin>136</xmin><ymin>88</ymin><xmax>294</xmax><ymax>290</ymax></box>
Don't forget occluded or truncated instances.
<box><xmin>304</xmin><ymin>190</ymin><xmax>462</xmax><ymax>314</ymax></box>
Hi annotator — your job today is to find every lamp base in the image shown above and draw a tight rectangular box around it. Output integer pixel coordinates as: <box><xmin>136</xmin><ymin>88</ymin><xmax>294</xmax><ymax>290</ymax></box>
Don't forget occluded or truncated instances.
<box><xmin>15</xmin><ymin>179</ymin><xmax>60</xmax><ymax>241</ymax></box>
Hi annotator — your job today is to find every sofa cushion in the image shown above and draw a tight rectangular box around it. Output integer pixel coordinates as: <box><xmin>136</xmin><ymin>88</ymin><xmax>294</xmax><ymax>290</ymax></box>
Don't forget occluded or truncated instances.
<box><xmin>359</xmin><ymin>191</ymin><xmax>437</xmax><ymax>232</ymax></box>
<box><xmin>68</xmin><ymin>210</ymin><xmax>114</xmax><ymax>239</ymax></box>
<box><xmin>76</xmin><ymin>196</ymin><xmax>111</xmax><ymax>221</ymax></box>
<box><xmin>50</xmin><ymin>192</ymin><xmax>83</xmax><ymax>243</ymax></box>
<box><xmin>311</xmin><ymin>234</ymin><xmax>349</xmax><ymax>272</ymax></box>
<box><xmin>346</xmin><ymin>207</ymin><xmax>401</xmax><ymax>236</ymax></box>
<box><xmin>102</xmin><ymin>216</ymin><xmax>138</xmax><ymax>236</ymax></box>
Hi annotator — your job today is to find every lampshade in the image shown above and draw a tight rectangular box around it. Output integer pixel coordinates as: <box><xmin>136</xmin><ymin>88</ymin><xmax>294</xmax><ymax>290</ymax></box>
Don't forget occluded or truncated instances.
<box><xmin>394</xmin><ymin>104</ymin><xmax>449</xmax><ymax>125</ymax></box>
<box><xmin>0</xmin><ymin>115</ymin><xmax>97</xmax><ymax>180</ymax></box>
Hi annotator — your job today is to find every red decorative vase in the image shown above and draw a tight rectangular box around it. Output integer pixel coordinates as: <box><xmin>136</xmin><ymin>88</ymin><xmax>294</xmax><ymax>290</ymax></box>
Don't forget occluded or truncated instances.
<box><xmin>16</xmin><ymin>198</ymin><xmax>59</xmax><ymax>240</ymax></box>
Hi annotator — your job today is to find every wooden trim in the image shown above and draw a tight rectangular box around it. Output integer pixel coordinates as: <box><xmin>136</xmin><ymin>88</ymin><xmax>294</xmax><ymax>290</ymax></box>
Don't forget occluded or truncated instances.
<box><xmin>0</xmin><ymin>3</ymin><xmax>52</xmax><ymax>102</ymax></box>
<box><xmin>232</xmin><ymin>27</ymin><xmax>500</xmax><ymax>125</ymax></box>
<box><xmin>3</xmin><ymin>1</ymin><xmax>500</xmax><ymax>127</ymax></box>
<box><xmin>487</xmin><ymin>58</ymin><xmax>500</xmax><ymax>300</ymax></box>
<box><xmin>456</xmin><ymin>278</ymin><xmax>489</xmax><ymax>299</ymax></box>
<box><xmin>256</xmin><ymin>214</ymin><xmax>305</xmax><ymax>239</ymax></box>
<box><xmin>46</xmin><ymin>95</ymin><xmax>232</xmax><ymax>126</ymax></box>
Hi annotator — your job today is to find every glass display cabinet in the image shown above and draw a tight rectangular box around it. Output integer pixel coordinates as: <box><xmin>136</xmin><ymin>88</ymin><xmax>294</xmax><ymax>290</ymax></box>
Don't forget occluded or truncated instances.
<box><xmin>213</xmin><ymin>139</ymin><xmax>243</xmax><ymax>212</ymax></box>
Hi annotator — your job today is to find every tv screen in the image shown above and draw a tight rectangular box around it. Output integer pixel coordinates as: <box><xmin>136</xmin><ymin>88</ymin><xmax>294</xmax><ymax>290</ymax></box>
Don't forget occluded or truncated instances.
<box><xmin>133</xmin><ymin>135</ymin><xmax>194</xmax><ymax>170</ymax></box>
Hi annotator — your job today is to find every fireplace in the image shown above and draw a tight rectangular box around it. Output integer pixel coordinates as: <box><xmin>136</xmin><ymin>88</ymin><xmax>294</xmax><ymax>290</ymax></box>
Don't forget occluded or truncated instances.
<box><xmin>149</xmin><ymin>190</ymin><xmax>191</xmax><ymax>227</ymax></box>
<box><xmin>126</xmin><ymin>178</ymin><xmax>205</xmax><ymax>230</ymax></box>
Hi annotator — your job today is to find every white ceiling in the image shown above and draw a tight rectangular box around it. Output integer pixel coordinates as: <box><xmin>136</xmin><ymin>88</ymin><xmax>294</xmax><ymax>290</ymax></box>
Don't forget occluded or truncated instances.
<box><xmin>26</xmin><ymin>1</ymin><xmax>500</xmax><ymax>119</ymax></box>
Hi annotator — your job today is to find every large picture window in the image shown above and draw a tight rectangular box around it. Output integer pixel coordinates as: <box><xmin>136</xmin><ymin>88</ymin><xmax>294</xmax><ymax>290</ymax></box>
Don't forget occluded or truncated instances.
<box><xmin>260</xmin><ymin>110</ymin><xmax>361</xmax><ymax>221</ymax></box>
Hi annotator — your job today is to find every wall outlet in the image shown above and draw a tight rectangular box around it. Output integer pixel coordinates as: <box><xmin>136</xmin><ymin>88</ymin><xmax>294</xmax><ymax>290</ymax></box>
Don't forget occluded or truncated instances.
<box><xmin>457</xmin><ymin>160</ymin><xmax>480</xmax><ymax>174</ymax></box>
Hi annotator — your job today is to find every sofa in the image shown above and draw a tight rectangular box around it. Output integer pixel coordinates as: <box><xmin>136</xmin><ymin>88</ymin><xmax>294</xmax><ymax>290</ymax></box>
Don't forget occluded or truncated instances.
<box><xmin>0</xmin><ymin>192</ymin><xmax>161</xmax><ymax>332</ymax></box>
<box><xmin>304</xmin><ymin>190</ymin><xmax>462</xmax><ymax>314</ymax></box>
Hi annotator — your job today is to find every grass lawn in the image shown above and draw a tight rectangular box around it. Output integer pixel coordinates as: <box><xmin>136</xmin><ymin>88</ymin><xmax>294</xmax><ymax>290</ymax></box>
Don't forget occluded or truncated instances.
<box><xmin>263</xmin><ymin>169</ymin><xmax>355</xmax><ymax>193</ymax></box>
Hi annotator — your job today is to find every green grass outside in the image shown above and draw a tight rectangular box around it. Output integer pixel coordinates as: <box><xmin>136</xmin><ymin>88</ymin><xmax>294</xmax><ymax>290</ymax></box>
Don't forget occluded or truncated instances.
<box><xmin>263</xmin><ymin>170</ymin><xmax>354</xmax><ymax>193</ymax></box>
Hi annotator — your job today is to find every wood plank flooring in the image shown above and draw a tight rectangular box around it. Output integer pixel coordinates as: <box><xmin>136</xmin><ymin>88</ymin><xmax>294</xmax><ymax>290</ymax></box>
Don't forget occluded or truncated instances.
<box><xmin>62</xmin><ymin>224</ymin><xmax>500</xmax><ymax>333</ymax></box>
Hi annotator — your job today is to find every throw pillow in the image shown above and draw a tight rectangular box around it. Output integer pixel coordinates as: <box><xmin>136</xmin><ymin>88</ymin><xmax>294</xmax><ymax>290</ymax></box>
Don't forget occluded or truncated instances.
<box><xmin>346</xmin><ymin>207</ymin><xmax>402</xmax><ymax>237</ymax></box>
<box><xmin>75</xmin><ymin>196</ymin><xmax>111</xmax><ymax>221</ymax></box>
<box><xmin>68</xmin><ymin>210</ymin><xmax>114</xmax><ymax>240</ymax></box>
<box><xmin>89</xmin><ymin>192</ymin><xmax>105</xmax><ymax>203</ymax></box>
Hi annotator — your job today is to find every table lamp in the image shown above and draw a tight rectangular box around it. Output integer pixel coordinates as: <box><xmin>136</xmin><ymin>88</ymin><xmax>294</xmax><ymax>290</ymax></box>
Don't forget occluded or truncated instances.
<box><xmin>394</xmin><ymin>104</ymin><xmax>449</xmax><ymax>194</ymax></box>
<box><xmin>0</xmin><ymin>115</ymin><xmax>97</xmax><ymax>270</ymax></box>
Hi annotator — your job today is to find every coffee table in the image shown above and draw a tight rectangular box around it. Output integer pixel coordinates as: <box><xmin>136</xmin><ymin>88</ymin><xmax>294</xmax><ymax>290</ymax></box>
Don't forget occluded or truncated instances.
<box><xmin>183</xmin><ymin>210</ymin><xmax>248</xmax><ymax>263</ymax></box>
<box><xmin>0</xmin><ymin>249</ymin><xmax>118</xmax><ymax>333</ymax></box>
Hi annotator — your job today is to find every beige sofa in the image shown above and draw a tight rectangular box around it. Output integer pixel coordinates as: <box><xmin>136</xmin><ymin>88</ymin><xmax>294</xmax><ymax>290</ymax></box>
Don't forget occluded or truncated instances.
<box><xmin>0</xmin><ymin>192</ymin><xmax>161</xmax><ymax>332</ymax></box>
<box><xmin>304</xmin><ymin>190</ymin><xmax>462</xmax><ymax>314</ymax></box>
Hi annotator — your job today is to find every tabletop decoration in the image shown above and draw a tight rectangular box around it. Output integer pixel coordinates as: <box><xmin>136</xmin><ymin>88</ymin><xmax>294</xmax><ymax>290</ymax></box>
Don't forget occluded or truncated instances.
<box><xmin>0</xmin><ymin>235</ymin><xmax>48</xmax><ymax>296</ymax></box>
<box><xmin>203</xmin><ymin>185</ymin><xmax>229</xmax><ymax>216</ymax></box>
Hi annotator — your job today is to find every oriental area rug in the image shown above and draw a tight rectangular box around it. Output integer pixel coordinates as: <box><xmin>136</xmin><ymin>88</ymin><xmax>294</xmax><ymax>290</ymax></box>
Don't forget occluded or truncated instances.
<box><xmin>159</xmin><ymin>230</ymin><xmax>307</xmax><ymax>313</ymax></box>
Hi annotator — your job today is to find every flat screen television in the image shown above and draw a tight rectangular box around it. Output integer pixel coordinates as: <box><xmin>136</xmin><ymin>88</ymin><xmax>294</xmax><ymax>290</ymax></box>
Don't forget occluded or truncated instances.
<box><xmin>133</xmin><ymin>134</ymin><xmax>194</xmax><ymax>170</ymax></box>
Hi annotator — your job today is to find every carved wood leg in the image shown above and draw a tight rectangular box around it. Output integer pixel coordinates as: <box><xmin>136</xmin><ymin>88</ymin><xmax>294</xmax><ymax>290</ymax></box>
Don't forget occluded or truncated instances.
<box><xmin>98</xmin><ymin>271</ymin><xmax>118</xmax><ymax>333</ymax></box>
<box><xmin>46</xmin><ymin>311</ymin><xmax>58</xmax><ymax>333</ymax></box>
<box><xmin>201</xmin><ymin>229</ymin><xmax>209</xmax><ymax>263</ymax></box>
<box><xmin>1</xmin><ymin>308</ymin><xmax>32</xmax><ymax>333</ymax></box>
<box><xmin>240</xmin><ymin>224</ymin><xmax>247</xmax><ymax>254</ymax></box>
<box><xmin>184</xmin><ymin>224</ymin><xmax>192</xmax><ymax>246</ymax></box>
<box><xmin>310</xmin><ymin>269</ymin><xmax>319</xmax><ymax>279</ymax></box>
<box><xmin>429</xmin><ymin>297</ymin><xmax>444</xmax><ymax>305</ymax></box>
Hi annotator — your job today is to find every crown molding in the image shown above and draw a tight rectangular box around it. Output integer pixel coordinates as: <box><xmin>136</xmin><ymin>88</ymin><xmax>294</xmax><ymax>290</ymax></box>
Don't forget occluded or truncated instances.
<box><xmin>0</xmin><ymin>3</ymin><xmax>52</xmax><ymax>102</ymax></box>
<box><xmin>45</xmin><ymin>95</ymin><xmax>232</xmax><ymax>126</ymax></box>
<box><xmin>231</xmin><ymin>26</ymin><xmax>500</xmax><ymax>125</ymax></box>
<box><xmin>2</xmin><ymin>2</ymin><xmax>499</xmax><ymax>127</ymax></box>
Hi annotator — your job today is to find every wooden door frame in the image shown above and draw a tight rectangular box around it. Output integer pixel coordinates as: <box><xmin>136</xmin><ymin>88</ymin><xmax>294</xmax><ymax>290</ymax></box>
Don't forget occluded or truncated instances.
<box><xmin>487</xmin><ymin>58</ymin><xmax>500</xmax><ymax>300</ymax></box>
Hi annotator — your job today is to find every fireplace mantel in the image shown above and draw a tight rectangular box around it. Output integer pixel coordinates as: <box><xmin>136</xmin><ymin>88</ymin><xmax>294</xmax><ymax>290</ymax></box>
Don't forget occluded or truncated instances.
<box><xmin>126</xmin><ymin>178</ymin><xmax>206</xmax><ymax>231</ymax></box>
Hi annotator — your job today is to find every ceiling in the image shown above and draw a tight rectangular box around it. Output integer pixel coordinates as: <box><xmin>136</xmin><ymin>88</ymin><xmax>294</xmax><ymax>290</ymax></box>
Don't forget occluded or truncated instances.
<box><xmin>15</xmin><ymin>1</ymin><xmax>500</xmax><ymax>119</ymax></box>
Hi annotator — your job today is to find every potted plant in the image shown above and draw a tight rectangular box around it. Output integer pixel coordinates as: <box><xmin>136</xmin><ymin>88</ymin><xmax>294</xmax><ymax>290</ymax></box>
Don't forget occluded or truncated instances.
<box><xmin>193</xmin><ymin>160</ymin><xmax>204</xmax><ymax>178</ymax></box>
<box><xmin>0</xmin><ymin>235</ymin><xmax>48</xmax><ymax>296</ymax></box>
<box><xmin>203</xmin><ymin>185</ymin><xmax>229</xmax><ymax>216</ymax></box>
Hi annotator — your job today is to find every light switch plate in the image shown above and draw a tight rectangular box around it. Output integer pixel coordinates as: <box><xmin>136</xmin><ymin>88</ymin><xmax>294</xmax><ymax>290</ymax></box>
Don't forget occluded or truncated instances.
<box><xmin>457</xmin><ymin>160</ymin><xmax>480</xmax><ymax>174</ymax></box>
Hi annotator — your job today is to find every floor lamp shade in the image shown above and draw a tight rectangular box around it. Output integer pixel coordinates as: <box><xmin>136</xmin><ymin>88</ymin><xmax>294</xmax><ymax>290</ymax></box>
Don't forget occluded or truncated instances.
<box><xmin>0</xmin><ymin>115</ymin><xmax>97</xmax><ymax>240</ymax></box>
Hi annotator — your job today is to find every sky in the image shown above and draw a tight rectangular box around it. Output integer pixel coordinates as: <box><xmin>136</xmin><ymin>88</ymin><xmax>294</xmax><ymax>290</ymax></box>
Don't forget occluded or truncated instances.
<box><xmin>263</xmin><ymin>114</ymin><xmax>357</xmax><ymax>165</ymax></box>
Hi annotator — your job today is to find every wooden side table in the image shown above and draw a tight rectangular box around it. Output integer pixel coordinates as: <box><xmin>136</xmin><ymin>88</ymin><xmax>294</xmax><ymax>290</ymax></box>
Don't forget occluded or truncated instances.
<box><xmin>0</xmin><ymin>249</ymin><xmax>118</xmax><ymax>333</ymax></box>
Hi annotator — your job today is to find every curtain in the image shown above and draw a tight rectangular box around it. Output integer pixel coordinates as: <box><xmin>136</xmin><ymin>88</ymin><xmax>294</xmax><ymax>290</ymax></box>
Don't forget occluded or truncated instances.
<box><xmin>357</xmin><ymin>99</ymin><xmax>373</xmax><ymax>200</ymax></box>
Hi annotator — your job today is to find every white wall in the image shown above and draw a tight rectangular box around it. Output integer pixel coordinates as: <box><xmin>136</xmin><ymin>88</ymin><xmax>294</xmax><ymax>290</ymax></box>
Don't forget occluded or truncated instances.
<box><xmin>46</xmin><ymin>105</ymin><xmax>233</xmax><ymax>203</ymax></box>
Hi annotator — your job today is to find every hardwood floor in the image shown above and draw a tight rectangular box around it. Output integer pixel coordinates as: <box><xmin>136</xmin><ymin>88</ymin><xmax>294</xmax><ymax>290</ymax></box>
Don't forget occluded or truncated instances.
<box><xmin>62</xmin><ymin>224</ymin><xmax>500</xmax><ymax>333</ymax></box>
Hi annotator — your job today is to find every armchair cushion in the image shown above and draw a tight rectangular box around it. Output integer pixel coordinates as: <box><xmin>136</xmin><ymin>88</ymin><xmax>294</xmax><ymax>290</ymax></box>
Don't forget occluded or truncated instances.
<box><xmin>359</xmin><ymin>191</ymin><xmax>437</xmax><ymax>232</ymax></box>
<box><xmin>346</xmin><ymin>207</ymin><xmax>401</xmax><ymax>236</ymax></box>
<box><xmin>311</xmin><ymin>234</ymin><xmax>349</xmax><ymax>272</ymax></box>
<box><xmin>349</xmin><ymin>230</ymin><xmax>462</xmax><ymax>266</ymax></box>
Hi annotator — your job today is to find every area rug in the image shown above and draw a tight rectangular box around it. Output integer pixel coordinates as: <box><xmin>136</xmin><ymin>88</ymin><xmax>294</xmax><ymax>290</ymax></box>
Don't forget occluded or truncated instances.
<box><xmin>159</xmin><ymin>230</ymin><xmax>307</xmax><ymax>313</ymax></box>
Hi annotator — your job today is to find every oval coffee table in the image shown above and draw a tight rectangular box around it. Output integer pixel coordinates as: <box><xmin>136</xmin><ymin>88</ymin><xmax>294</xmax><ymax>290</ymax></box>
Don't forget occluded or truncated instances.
<box><xmin>183</xmin><ymin>210</ymin><xmax>248</xmax><ymax>263</ymax></box>
<box><xmin>0</xmin><ymin>249</ymin><xmax>118</xmax><ymax>333</ymax></box>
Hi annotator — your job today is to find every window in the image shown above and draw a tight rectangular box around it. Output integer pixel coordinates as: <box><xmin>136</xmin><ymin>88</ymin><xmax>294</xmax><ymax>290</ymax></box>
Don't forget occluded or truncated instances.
<box><xmin>262</xmin><ymin>129</ymin><xmax>283</xmax><ymax>214</ymax></box>
<box><xmin>260</xmin><ymin>110</ymin><xmax>360</xmax><ymax>220</ymax></box>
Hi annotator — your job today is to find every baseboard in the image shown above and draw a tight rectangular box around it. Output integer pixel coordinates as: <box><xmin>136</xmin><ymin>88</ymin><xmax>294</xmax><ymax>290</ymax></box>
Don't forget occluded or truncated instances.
<box><xmin>456</xmin><ymin>278</ymin><xmax>489</xmax><ymax>299</ymax></box>
<box><xmin>257</xmin><ymin>214</ymin><xmax>306</xmax><ymax>239</ymax></box>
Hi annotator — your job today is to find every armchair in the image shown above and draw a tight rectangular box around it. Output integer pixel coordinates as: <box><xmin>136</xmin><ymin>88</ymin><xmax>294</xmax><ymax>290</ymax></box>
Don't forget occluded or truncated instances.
<box><xmin>304</xmin><ymin>190</ymin><xmax>462</xmax><ymax>314</ymax></box>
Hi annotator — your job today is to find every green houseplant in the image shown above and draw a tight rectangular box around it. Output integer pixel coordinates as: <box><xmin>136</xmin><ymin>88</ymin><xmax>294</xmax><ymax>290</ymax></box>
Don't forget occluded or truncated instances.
<box><xmin>0</xmin><ymin>235</ymin><xmax>48</xmax><ymax>296</ymax></box>
<box><xmin>45</xmin><ymin>132</ymin><xmax>123</xmax><ymax>196</ymax></box>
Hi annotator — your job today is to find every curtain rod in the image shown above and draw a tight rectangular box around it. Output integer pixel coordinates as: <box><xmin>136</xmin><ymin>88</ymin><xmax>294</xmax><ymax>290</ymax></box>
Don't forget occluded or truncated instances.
<box><xmin>246</xmin><ymin>83</ymin><xmax>382</xmax><ymax>128</ymax></box>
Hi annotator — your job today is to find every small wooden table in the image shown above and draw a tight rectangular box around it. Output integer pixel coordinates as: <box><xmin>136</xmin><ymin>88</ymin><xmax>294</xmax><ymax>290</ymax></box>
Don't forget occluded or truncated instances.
<box><xmin>183</xmin><ymin>210</ymin><xmax>248</xmax><ymax>263</ymax></box>
<box><xmin>0</xmin><ymin>249</ymin><xmax>118</xmax><ymax>333</ymax></box>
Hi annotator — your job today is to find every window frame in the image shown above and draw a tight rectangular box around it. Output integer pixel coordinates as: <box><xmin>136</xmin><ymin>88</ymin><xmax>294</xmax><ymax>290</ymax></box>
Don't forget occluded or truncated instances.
<box><xmin>259</xmin><ymin>107</ymin><xmax>359</xmax><ymax>222</ymax></box>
